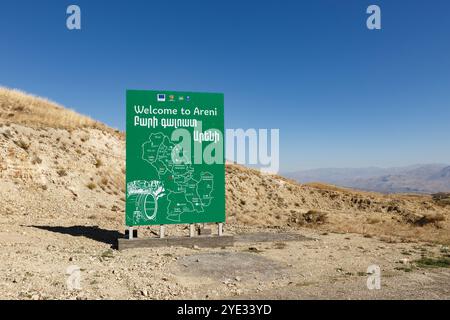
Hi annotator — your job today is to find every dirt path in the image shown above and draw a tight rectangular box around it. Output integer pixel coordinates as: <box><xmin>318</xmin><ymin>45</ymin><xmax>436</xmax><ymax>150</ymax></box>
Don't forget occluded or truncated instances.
<box><xmin>0</xmin><ymin>217</ymin><xmax>449</xmax><ymax>300</ymax></box>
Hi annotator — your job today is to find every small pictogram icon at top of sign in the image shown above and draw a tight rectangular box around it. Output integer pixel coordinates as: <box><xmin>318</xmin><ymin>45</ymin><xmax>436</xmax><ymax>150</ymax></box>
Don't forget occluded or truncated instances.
<box><xmin>157</xmin><ymin>94</ymin><xmax>166</xmax><ymax>102</ymax></box>
<box><xmin>169</xmin><ymin>95</ymin><xmax>175</xmax><ymax>101</ymax></box>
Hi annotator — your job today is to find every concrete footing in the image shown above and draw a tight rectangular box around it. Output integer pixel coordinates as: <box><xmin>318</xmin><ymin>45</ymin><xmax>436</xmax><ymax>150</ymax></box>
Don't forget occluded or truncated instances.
<box><xmin>117</xmin><ymin>235</ymin><xmax>234</xmax><ymax>251</ymax></box>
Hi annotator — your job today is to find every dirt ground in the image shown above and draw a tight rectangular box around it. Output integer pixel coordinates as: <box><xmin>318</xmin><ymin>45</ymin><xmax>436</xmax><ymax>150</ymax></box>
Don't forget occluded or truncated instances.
<box><xmin>1</xmin><ymin>216</ymin><xmax>449</xmax><ymax>300</ymax></box>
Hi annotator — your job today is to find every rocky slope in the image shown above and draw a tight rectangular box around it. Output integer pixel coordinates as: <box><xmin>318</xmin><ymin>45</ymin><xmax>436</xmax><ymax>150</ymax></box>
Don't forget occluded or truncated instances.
<box><xmin>1</xmin><ymin>87</ymin><xmax>449</xmax><ymax>243</ymax></box>
<box><xmin>1</xmin><ymin>87</ymin><xmax>450</xmax><ymax>300</ymax></box>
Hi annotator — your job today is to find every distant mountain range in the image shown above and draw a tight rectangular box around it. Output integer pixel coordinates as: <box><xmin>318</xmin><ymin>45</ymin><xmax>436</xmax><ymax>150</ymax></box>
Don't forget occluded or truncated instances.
<box><xmin>285</xmin><ymin>164</ymin><xmax>450</xmax><ymax>194</ymax></box>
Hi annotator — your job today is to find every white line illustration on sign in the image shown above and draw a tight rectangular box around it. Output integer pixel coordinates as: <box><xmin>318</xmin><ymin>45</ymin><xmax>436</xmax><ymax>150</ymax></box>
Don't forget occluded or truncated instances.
<box><xmin>140</xmin><ymin>133</ymin><xmax>215</xmax><ymax>222</ymax></box>
<box><xmin>127</xmin><ymin>180</ymin><xmax>165</xmax><ymax>223</ymax></box>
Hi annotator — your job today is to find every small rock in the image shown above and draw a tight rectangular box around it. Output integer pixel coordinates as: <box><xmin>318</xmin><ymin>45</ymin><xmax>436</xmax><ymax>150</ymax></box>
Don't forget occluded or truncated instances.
<box><xmin>141</xmin><ymin>290</ymin><xmax>148</xmax><ymax>297</ymax></box>
<box><xmin>400</xmin><ymin>258</ymin><xmax>410</xmax><ymax>264</ymax></box>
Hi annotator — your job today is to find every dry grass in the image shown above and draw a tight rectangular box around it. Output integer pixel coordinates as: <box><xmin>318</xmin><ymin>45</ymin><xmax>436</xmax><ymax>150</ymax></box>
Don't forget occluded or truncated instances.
<box><xmin>226</xmin><ymin>163</ymin><xmax>450</xmax><ymax>244</ymax></box>
<box><xmin>415</xmin><ymin>256</ymin><xmax>450</xmax><ymax>268</ymax></box>
<box><xmin>304</xmin><ymin>182</ymin><xmax>388</xmax><ymax>199</ymax></box>
<box><xmin>433</xmin><ymin>193</ymin><xmax>450</xmax><ymax>207</ymax></box>
<box><xmin>292</xmin><ymin>210</ymin><xmax>328</xmax><ymax>226</ymax></box>
<box><xmin>1</xmin><ymin>86</ymin><xmax>448</xmax><ymax>246</ymax></box>
<box><xmin>319</xmin><ymin>212</ymin><xmax>450</xmax><ymax>244</ymax></box>
<box><xmin>0</xmin><ymin>87</ymin><xmax>122</xmax><ymax>138</ymax></box>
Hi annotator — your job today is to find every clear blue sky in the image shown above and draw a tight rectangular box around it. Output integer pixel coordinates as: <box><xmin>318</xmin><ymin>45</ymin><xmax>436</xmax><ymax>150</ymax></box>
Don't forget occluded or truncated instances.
<box><xmin>1</xmin><ymin>0</ymin><xmax>449</xmax><ymax>171</ymax></box>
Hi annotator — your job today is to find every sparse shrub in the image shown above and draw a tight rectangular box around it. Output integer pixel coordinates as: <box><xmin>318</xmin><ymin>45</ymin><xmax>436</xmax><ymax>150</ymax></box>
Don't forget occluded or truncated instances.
<box><xmin>432</xmin><ymin>193</ymin><xmax>450</xmax><ymax>207</ymax></box>
<box><xmin>274</xmin><ymin>242</ymin><xmax>287</xmax><ymax>249</ymax></box>
<box><xmin>2</xmin><ymin>130</ymin><xmax>13</xmax><ymax>139</ymax></box>
<box><xmin>100</xmin><ymin>249</ymin><xmax>114</xmax><ymax>259</ymax></box>
<box><xmin>420</xmin><ymin>213</ymin><xmax>445</xmax><ymax>225</ymax></box>
<box><xmin>395</xmin><ymin>266</ymin><xmax>414</xmax><ymax>272</ymax></box>
<box><xmin>31</xmin><ymin>155</ymin><xmax>42</xmax><ymax>164</ymax></box>
<box><xmin>303</xmin><ymin>210</ymin><xmax>328</xmax><ymax>224</ymax></box>
<box><xmin>80</xmin><ymin>133</ymin><xmax>90</xmax><ymax>142</ymax></box>
<box><xmin>15</xmin><ymin>139</ymin><xmax>30</xmax><ymax>150</ymax></box>
<box><xmin>100</xmin><ymin>177</ymin><xmax>108</xmax><ymax>185</ymax></box>
<box><xmin>292</xmin><ymin>210</ymin><xmax>328</xmax><ymax>226</ymax></box>
<box><xmin>405</xmin><ymin>212</ymin><xmax>445</xmax><ymax>226</ymax></box>
<box><xmin>57</xmin><ymin>169</ymin><xmax>67</xmax><ymax>177</ymax></box>
<box><xmin>94</xmin><ymin>157</ymin><xmax>103</xmax><ymax>168</ymax></box>
<box><xmin>367</xmin><ymin>217</ymin><xmax>381</xmax><ymax>224</ymax></box>
<box><xmin>415</xmin><ymin>256</ymin><xmax>450</xmax><ymax>268</ymax></box>
<box><xmin>87</xmin><ymin>182</ymin><xmax>96</xmax><ymax>190</ymax></box>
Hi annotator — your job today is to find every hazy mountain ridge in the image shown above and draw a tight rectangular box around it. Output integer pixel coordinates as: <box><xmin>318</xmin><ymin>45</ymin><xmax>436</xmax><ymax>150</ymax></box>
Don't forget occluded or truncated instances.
<box><xmin>286</xmin><ymin>164</ymin><xmax>450</xmax><ymax>194</ymax></box>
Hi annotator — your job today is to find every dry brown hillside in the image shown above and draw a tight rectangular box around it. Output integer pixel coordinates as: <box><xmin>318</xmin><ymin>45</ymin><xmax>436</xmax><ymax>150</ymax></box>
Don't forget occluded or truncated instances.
<box><xmin>226</xmin><ymin>165</ymin><xmax>450</xmax><ymax>243</ymax></box>
<box><xmin>1</xmin><ymin>87</ymin><xmax>449</xmax><ymax>244</ymax></box>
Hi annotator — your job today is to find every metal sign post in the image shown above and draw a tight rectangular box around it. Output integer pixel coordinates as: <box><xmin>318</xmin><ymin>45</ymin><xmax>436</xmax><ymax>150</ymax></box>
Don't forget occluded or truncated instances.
<box><xmin>160</xmin><ymin>225</ymin><xmax>165</xmax><ymax>239</ymax></box>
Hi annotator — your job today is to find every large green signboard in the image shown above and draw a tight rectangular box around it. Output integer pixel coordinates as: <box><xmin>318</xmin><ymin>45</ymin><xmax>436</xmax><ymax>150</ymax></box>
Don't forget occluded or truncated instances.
<box><xmin>126</xmin><ymin>90</ymin><xmax>225</xmax><ymax>226</ymax></box>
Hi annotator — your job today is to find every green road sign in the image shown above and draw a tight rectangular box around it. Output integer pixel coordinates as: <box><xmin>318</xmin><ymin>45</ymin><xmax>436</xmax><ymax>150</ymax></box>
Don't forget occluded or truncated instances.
<box><xmin>126</xmin><ymin>90</ymin><xmax>225</xmax><ymax>226</ymax></box>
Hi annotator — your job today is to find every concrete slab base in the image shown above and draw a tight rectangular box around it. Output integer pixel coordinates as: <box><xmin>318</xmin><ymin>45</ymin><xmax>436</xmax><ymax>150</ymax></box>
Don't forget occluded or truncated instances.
<box><xmin>117</xmin><ymin>235</ymin><xmax>234</xmax><ymax>251</ymax></box>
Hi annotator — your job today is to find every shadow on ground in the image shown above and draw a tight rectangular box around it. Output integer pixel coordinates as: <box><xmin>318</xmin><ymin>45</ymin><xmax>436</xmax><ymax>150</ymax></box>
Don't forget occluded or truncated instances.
<box><xmin>30</xmin><ymin>225</ymin><xmax>123</xmax><ymax>248</ymax></box>
<box><xmin>173</xmin><ymin>252</ymin><xmax>287</xmax><ymax>282</ymax></box>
